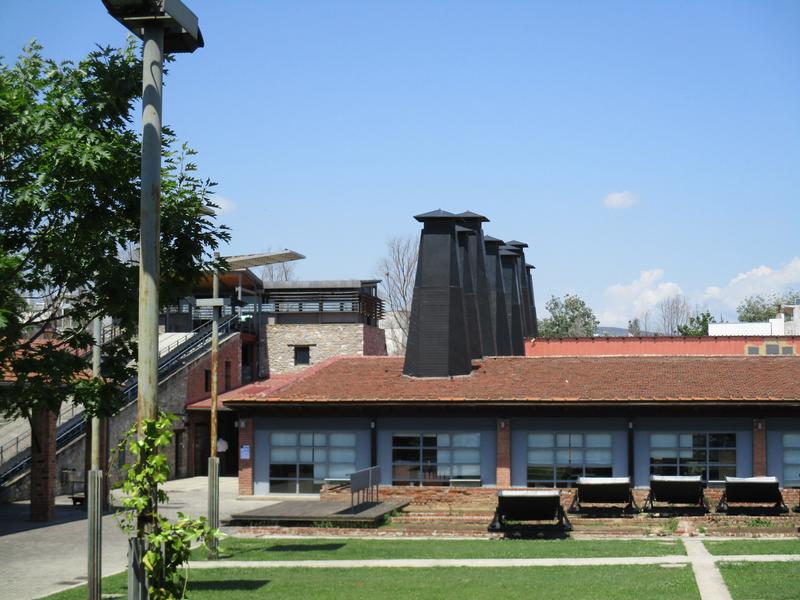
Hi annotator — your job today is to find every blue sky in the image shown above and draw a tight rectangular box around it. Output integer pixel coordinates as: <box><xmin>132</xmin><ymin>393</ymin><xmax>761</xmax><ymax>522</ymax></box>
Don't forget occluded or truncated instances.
<box><xmin>2</xmin><ymin>1</ymin><xmax>798</xmax><ymax>327</ymax></box>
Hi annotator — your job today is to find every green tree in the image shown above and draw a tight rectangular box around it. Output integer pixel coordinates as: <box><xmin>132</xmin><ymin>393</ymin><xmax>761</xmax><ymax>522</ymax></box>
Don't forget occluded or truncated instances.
<box><xmin>677</xmin><ymin>310</ymin><xmax>715</xmax><ymax>337</ymax></box>
<box><xmin>537</xmin><ymin>294</ymin><xmax>599</xmax><ymax>338</ymax></box>
<box><xmin>0</xmin><ymin>42</ymin><xmax>229</xmax><ymax>519</ymax></box>
<box><xmin>736</xmin><ymin>291</ymin><xmax>800</xmax><ymax>322</ymax></box>
<box><xmin>627</xmin><ymin>318</ymin><xmax>642</xmax><ymax>336</ymax></box>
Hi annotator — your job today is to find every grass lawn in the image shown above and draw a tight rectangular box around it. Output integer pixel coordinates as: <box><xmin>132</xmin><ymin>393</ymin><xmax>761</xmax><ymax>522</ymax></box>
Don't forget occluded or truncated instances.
<box><xmin>191</xmin><ymin>537</ymin><xmax>685</xmax><ymax>561</ymax></box>
<box><xmin>719</xmin><ymin>562</ymin><xmax>800</xmax><ymax>600</ymax></box>
<box><xmin>704</xmin><ymin>539</ymin><xmax>800</xmax><ymax>556</ymax></box>
<box><xmin>44</xmin><ymin>565</ymin><xmax>699</xmax><ymax>600</ymax></box>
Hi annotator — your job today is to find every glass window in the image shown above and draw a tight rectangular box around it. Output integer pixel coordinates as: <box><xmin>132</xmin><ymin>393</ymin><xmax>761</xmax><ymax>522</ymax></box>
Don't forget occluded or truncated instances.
<box><xmin>747</xmin><ymin>346</ymin><xmax>760</xmax><ymax>355</ymax></box>
<box><xmin>293</xmin><ymin>346</ymin><xmax>310</xmax><ymax>365</ymax></box>
<box><xmin>782</xmin><ymin>346</ymin><xmax>794</xmax><ymax>355</ymax></box>
<box><xmin>784</xmin><ymin>433</ymin><xmax>800</xmax><ymax>487</ymax></box>
<box><xmin>526</xmin><ymin>432</ymin><xmax>612</xmax><ymax>487</ymax></box>
<box><xmin>649</xmin><ymin>433</ymin><xmax>736</xmax><ymax>483</ymax></box>
<box><xmin>391</xmin><ymin>432</ymin><xmax>481</xmax><ymax>486</ymax></box>
<box><xmin>765</xmin><ymin>344</ymin><xmax>780</xmax><ymax>355</ymax></box>
<box><xmin>269</xmin><ymin>431</ymin><xmax>357</xmax><ymax>494</ymax></box>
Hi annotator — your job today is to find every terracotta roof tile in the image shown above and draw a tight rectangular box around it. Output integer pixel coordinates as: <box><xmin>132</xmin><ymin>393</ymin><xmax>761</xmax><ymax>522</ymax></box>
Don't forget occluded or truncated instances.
<box><xmin>222</xmin><ymin>355</ymin><xmax>800</xmax><ymax>405</ymax></box>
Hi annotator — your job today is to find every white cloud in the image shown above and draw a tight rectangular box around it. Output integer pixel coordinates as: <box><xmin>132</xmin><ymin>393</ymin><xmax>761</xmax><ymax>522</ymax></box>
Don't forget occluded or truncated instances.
<box><xmin>599</xmin><ymin>268</ymin><xmax>683</xmax><ymax>327</ymax></box>
<box><xmin>702</xmin><ymin>257</ymin><xmax>800</xmax><ymax>310</ymax></box>
<box><xmin>213</xmin><ymin>195</ymin><xmax>237</xmax><ymax>216</ymax></box>
<box><xmin>602</xmin><ymin>191</ymin><xmax>638</xmax><ymax>209</ymax></box>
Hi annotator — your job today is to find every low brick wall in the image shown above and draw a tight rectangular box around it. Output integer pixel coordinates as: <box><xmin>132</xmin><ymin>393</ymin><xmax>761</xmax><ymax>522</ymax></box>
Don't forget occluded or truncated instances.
<box><xmin>322</xmin><ymin>485</ymin><xmax>800</xmax><ymax>514</ymax></box>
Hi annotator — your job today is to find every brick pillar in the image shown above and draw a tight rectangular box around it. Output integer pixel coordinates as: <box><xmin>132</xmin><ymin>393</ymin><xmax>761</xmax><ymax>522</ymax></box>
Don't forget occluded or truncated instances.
<box><xmin>752</xmin><ymin>418</ymin><xmax>767</xmax><ymax>476</ymax></box>
<box><xmin>496</xmin><ymin>418</ymin><xmax>511</xmax><ymax>488</ymax></box>
<box><xmin>30</xmin><ymin>407</ymin><xmax>57</xmax><ymax>522</ymax></box>
<box><xmin>238</xmin><ymin>417</ymin><xmax>254</xmax><ymax>496</ymax></box>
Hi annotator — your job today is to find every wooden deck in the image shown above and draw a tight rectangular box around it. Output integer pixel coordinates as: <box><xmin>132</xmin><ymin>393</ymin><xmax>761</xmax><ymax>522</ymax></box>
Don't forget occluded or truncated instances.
<box><xmin>229</xmin><ymin>500</ymin><xmax>409</xmax><ymax>527</ymax></box>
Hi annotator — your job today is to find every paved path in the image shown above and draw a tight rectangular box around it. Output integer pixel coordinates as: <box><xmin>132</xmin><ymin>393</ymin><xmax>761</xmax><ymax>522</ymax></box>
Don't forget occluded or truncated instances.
<box><xmin>0</xmin><ymin>477</ymin><xmax>275</xmax><ymax>600</ymax></box>
<box><xmin>683</xmin><ymin>539</ymin><xmax>733</xmax><ymax>600</ymax></box>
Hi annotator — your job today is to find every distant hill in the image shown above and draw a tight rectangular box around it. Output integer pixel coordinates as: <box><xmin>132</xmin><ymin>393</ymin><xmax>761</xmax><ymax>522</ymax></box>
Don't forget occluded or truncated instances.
<box><xmin>595</xmin><ymin>326</ymin><xmax>630</xmax><ymax>337</ymax></box>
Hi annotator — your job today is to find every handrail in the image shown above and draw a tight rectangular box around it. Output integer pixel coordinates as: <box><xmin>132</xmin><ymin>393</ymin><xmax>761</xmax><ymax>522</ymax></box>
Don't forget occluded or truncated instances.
<box><xmin>0</xmin><ymin>314</ymin><xmax>243</xmax><ymax>484</ymax></box>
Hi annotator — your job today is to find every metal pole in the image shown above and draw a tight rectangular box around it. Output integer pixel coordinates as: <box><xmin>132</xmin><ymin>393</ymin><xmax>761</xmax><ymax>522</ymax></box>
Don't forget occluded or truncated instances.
<box><xmin>131</xmin><ymin>25</ymin><xmax>164</xmax><ymax>600</ymax></box>
<box><xmin>88</xmin><ymin>318</ymin><xmax>103</xmax><ymax>600</ymax></box>
<box><xmin>208</xmin><ymin>252</ymin><xmax>220</xmax><ymax>558</ymax></box>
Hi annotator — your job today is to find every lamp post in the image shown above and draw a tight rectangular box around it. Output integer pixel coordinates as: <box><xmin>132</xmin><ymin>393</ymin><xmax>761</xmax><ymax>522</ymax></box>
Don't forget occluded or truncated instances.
<box><xmin>102</xmin><ymin>2</ymin><xmax>203</xmax><ymax>597</ymax></box>
<box><xmin>196</xmin><ymin>250</ymin><xmax>304</xmax><ymax>559</ymax></box>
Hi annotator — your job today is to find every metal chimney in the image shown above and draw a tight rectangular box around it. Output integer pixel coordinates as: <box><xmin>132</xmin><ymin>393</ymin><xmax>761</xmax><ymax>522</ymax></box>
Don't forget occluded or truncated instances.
<box><xmin>506</xmin><ymin>241</ymin><xmax>535</xmax><ymax>339</ymax></box>
<box><xmin>526</xmin><ymin>263</ymin><xmax>539</xmax><ymax>338</ymax></box>
<box><xmin>499</xmin><ymin>245</ymin><xmax>525</xmax><ymax>355</ymax></box>
<box><xmin>484</xmin><ymin>236</ymin><xmax>512</xmax><ymax>355</ymax></box>
<box><xmin>403</xmin><ymin>210</ymin><xmax>472</xmax><ymax>377</ymax></box>
<box><xmin>456</xmin><ymin>211</ymin><xmax>495</xmax><ymax>357</ymax></box>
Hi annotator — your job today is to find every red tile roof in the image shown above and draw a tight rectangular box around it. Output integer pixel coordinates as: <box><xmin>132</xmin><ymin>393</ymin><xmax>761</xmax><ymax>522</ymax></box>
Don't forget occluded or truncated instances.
<box><xmin>222</xmin><ymin>355</ymin><xmax>800</xmax><ymax>405</ymax></box>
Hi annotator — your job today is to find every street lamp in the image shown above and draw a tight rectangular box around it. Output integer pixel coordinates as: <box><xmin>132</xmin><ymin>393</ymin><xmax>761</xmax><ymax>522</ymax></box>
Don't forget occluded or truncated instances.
<box><xmin>102</xmin><ymin>1</ymin><xmax>203</xmax><ymax>598</ymax></box>
<box><xmin>196</xmin><ymin>249</ymin><xmax>304</xmax><ymax>558</ymax></box>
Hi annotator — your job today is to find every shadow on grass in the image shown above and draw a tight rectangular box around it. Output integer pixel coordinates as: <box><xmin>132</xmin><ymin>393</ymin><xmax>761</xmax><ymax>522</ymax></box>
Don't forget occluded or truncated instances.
<box><xmin>190</xmin><ymin>580</ymin><xmax>269</xmax><ymax>591</ymax></box>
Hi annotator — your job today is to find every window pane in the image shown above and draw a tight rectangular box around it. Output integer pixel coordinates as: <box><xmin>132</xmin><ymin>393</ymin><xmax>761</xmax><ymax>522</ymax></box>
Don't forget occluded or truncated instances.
<box><xmin>314</xmin><ymin>449</ymin><xmax>327</xmax><ymax>462</ymax></box>
<box><xmin>692</xmin><ymin>434</ymin><xmax>707</xmax><ymax>447</ymax></box>
<box><xmin>680</xmin><ymin>434</ymin><xmax>694</xmax><ymax>447</ymax></box>
<box><xmin>393</xmin><ymin>434</ymin><xmax>419</xmax><ymax>448</ymax></box>
<box><xmin>422</xmin><ymin>434</ymin><xmax>438</xmax><ymax>448</ymax></box>
<box><xmin>782</xmin><ymin>346</ymin><xmax>794</xmax><ymax>355</ymax></box>
<box><xmin>527</xmin><ymin>466</ymin><xmax>553</xmax><ymax>481</ymax></box>
<box><xmin>570</xmin><ymin>434</ymin><xmax>584</xmax><ymax>447</ymax></box>
<box><xmin>436</xmin><ymin>464</ymin><xmax>451</xmax><ymax>477</ymax></box>
<box><xmin>298</xmin><ymin>464</ymin><xmax>313</xmax><ymax>478</ymax></box>
<box><xmin>709</xmin><ymin>433</ymin><xmax>736</xmax><ymax>448</ymax></box>
<box><xmin>270</xmin><ymin>464</ymin><xmax>297</xmax><ymax>478</ymax></box>
<box><xmin>270</xmin><ymin>448</ymin><xmax>297</xmax><ymax>463</ymax></box>
<box><xmin>452</xmin><ymin>464</ymin><xmax>480</xmax><ymax>477</ymax></box>
<box><xmin>680</xmin><ymin>464</ymin><xmax>707</xmax><ymax>477</ymax></box>
<box><xmin>313</xmin><ymin>464</ymin><xmax>327</xmax><ymax>479</ymax></box>
<box><xmin>313</xmin><ymin>433</ymin><xmax>327</xmax><ymax>446</ymax></box>
<box><xmin>747</xmin><ymin>346</ymin><xmax>760</xmax><ymax>355</ymax></box>
<box><xmin>271</xmin><ymin>432</ymin><xmax>297</xmax><ymax>446</ymax></box>
<box><xmin>783</xmin><ymin>466</ymin><xmax>800</xmax><ymax>485</ymax></box>
<box><xmin>585</xmin><ymin>449</ymin><xmax>612</xmax><ymax>465</ymax></box>
<box><xmin>437</xmin><ymin>450</ymin><xmax>451</xmax><ymax>463</ymax></box>
<box><xmin>585</xmin><ymin>434</ymin><xmax>611</xmax><ymax>448</ymax></box>
<box><xmin>556</xmin><ymin>433</ymin><xmax>571</xmax><ymax>448</ymax></box>
<box><xmin>299</xmin><ymin>448</ymin><xmax>313</xmax><ymax>462</ymax></box>
<box><xmin>452</xmin><ymin>433</ymin><xmax>480</xmax><ymax>447</ymax></box>
<box><xmin>452</xmin><ymin>448</ymin><xmax>480</xmax><ymax>464</ymax></box>
<box><xmin>330</xmin><ymin>448</ymin><xmax>356</xmax><ymax>463</ymax></box>
<box><xmin>528</xmin><ymin>449</ymin><xmax>554</xmax><ymax>464</ymax></box>
<box><xmin>329</xmin><ymin>464</ymin><xmax>354</xmax><ymax>478</ymax></box>
<box><xmin>652</xmin><ymin>465</ymin><xmax>678</xmax><ymax>476</ymax></box>
<box><xmin>330</xmin><ymin>433</ymin><xmax>356</xmax><ymax>447</ymax></box>
<box><xmin>709</xmin><ymin>449</ymin><xmax>735</xmax><ymax>464</ymax></box>
<box><xmin>651</xmin><ymin>434</ymin><xmax>677</xmax><ymax>447</ymax></box>
<box><xmin>783</xmin><ymin>433</ymin><xmax>800</xmax><ymax>447</ymax></box>
<box><xmin>783</xmin><ymin>449</ymin><xmax>800</xmax><ymax>463</ymax></box>
<box><xmin>766</xmin><ymin>344</ymin><xmax>779</xmax><ymax>355</ymax></box>
<box><xmin>269</xmin><ymin>480</ymin><xmax>295</xmax><ymax>493</ymax></box>
<box><xmin>585</xmin><ymin>466</ymin><xmax>613</xmax><ymax>477</ymax></box>
<box><xmin>651</xmin><ymin>449</ymin><xmax>678</xmax><ymax>460</ymax></box>
<box><xmin>298</xmin><ymin>480</ymin><xmax>320</xmax><ymax>494</ymax></box>
<box><xmin>528</xmin><ymin>433</ymin><xmax>553</xmax><ymax>448</ymax></box>
<box><xmin>393</xmin><ymin>448</ymin><xmax>419</xmax><ymax>463</ymax></box>
<box><xmin>392</xmin><ymin>465</ymin><xmax>418</xmax><ymax>481</ymax></box>
<box><xmin>555</xmin><ymin>466</ymin><xmax>581</xmax><ymax>482</ymax></box>
<box><xmin>437</xmin><ymin>434</ymin><xmax>450</xmax><ymax>447</ymax></box>
<box><xmin>299</xmin><ymin>433</ymin><xmax>313</xmax><ymax>446</ymax></box>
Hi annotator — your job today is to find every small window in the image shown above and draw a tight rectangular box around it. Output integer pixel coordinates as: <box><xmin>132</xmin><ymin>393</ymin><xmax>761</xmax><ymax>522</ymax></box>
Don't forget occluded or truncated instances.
<box><xmin>782</xmin><ymin>346</ymin><xmax>794</xmax><ymax>356</ymax></box>
<box><xmin>294</xmin><ymin>346</ymin><xmax>310</xmax><ymax>365</ymax></box>
<box><xmin>766</xmin><ymin>344</ymin><xmax>780</xmax><ymax>355</ymax></box>
<box><xmin>747</xmin><ymin>346</ymin><xmax>760</xmax><ymax>355</ymax></box>
<box><xmin>204</xmin><ymin>369</ymin><xmax>211</xmax><ymax>392</ymax></box>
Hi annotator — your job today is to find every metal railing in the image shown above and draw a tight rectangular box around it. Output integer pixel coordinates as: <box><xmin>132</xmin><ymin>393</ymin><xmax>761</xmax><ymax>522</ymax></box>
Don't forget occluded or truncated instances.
<box><xmin>0</xmin><ymin>314</ymin><xmax>243</xmax><ymax>485</ymax></box>
<box><xmin>349</xmin><ymin>465</ymin><xmax>381</xmax><ymax>507</ymax></box>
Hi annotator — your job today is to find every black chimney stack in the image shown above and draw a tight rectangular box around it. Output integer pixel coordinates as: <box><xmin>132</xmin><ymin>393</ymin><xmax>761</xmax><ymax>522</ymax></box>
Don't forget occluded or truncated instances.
<box><xmin>484</xmin><ymin>235</ymin><xmax>512</xmax><ymax>355</ymax></box>
<box><xmin>526</xmin><ymin>263</ymin><xmax>539</xmax><ymax>338</ymax></box>
<box><xmin>506</xmin><ymin>241</ymin><xmax>536</xmax><ymax>339</ymax></box>
<box><xmin>499</xmin><ymin>245</ymin><xmax>526</xmax><ymax>355</ymax></box>
<box><xmin>456</xmin><ymin>211</ymin><xmax>495</xmax><ymax>357</ymax></box>
<box><xmin>403</xmin><ymin>210</ymin><xmax>472</xmax><ymax>377</ymax></box>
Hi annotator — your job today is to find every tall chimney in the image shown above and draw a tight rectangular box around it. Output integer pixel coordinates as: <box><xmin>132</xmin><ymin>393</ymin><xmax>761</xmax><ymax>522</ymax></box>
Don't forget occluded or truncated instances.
<box><xmin>526</xmin><ymin>263</ymin><xmax>539</xmax><ymax>338</ymax></box>
<box><xmin>507</xmin><ymin>241</ymin><xmax>535</xmax><ymax>339</ymax></box>
<box><xmin>499</xmin><ymin>245</ymin><xmax>525</xmax><ymax>355</ymax></box>
<box><xmin>403</xmin><ymin>210</ymin><xmax>472</xmax><ymax>377</ymax></box>
<box><xmin>456</xmin><ymin>211</ymin><xmax>495</xmax><ymax>357</ymax></box>
<box><xmin>484</xmin><ymin>236</ymin><xmax>512</xmax><ymax>355</ymax></box>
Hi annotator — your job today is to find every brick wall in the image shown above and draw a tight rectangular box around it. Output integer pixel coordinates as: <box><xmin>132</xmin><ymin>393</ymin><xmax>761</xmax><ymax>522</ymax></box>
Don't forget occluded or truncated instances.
<box><xmin>266</xmin><ymin>323</ymin><xmax>382</xmax><ymax>375</ymax></box>
<box><xmin>30</xmin><ymin>407</ymin><xmax>56</xmax><ymax>521</ymax></box>
<box><xmin>753</xmin><ymin>418</ymin><xmax>767</xmax><ymax>476</ymax></box>
<box><xmin>496</xmin><ymin>419</ymin><xmax>511</xmax><ymax>487</ymax></box>
<box><xmin>185</xmin><ymin>333</ymin><xmax>242</xmax><ymax>405</ymax></box>
<box><xmin>238</xmin><ymin>417</ymin><xmax>253</xmax><ymax>496</ymax></box>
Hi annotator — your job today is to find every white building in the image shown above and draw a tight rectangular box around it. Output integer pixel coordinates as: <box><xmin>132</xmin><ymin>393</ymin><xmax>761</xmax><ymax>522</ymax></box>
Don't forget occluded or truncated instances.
<box><xmin>709</xmin><ymin>305</ymin><xmax>800</xmax><ymax>337</ymax></box>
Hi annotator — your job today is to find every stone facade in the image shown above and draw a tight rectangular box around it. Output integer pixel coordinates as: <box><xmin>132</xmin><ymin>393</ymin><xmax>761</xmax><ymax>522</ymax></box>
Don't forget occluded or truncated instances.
<box><xmin>266</xmin><ymin>323</ymin><xmax>386</xmax><ymax>375</ymax></box>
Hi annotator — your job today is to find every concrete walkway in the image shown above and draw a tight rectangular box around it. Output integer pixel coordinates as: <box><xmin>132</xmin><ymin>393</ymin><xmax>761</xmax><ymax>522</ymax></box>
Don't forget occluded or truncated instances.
<box><xmin>683</xmin><ymin>539</ymin><xmax>733</xmax><ymax>600</ymax></box>
<box><xmin>0</xmin><ymin>477</ymin><xmax>275</xmax><ymax>600</ymax></box>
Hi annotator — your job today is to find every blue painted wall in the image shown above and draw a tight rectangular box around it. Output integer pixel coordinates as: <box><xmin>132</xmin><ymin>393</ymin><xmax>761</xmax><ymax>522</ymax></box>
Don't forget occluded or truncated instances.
<box><xmin>510</xmin><ymin>418</ymin><xmax>629</xmax><ymax>487</ymax></box>
<box><xmin>766</xmin><ymin>417</ymin><xmax>800</xmax><ymax>487</ymax></box>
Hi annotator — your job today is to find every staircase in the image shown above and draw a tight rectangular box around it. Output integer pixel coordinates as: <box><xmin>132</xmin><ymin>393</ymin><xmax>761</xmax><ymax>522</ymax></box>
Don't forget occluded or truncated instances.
<box><xmin>0</xmin><ymin>315</ymin><xmax>243</xmax><ymax>487</ymax></box>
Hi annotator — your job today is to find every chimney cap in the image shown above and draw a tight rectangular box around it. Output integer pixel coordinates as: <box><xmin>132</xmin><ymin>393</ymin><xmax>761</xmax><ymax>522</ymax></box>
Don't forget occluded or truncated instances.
<box><xmin>506</xmin><ymin>240</ymin><xmax>529</xmax><ymax>248</ymax></box>
<box><xmin>484</xmin><ymin>235</ymin><xmax>504</xmax><ymax>244</ymax></box>
<box><xmin>499</xmin><ymin>246</ymin><xmax>521</xmax><ymax>256</ymax></box>
<box><xmin>456</xmin><ymin>210</ymin><xmax>489</xmax><ymax>222</ymax></box>
<box><xmin>526</xmin><ymin>263</ymin><xmax>536</xmax><ymax>269</ymax></box>
<box><xmin>414</xmin><ymin>209</ymin><xmax>457</xmax><ymax>222</ymax></box>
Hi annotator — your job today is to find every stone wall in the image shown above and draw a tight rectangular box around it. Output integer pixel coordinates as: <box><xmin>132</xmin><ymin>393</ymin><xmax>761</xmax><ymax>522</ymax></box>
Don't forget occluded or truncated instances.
<box><xmin>266</xmin><ymin>323</ymin><xmax>385</xmax><ymax>375</ymax></box>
